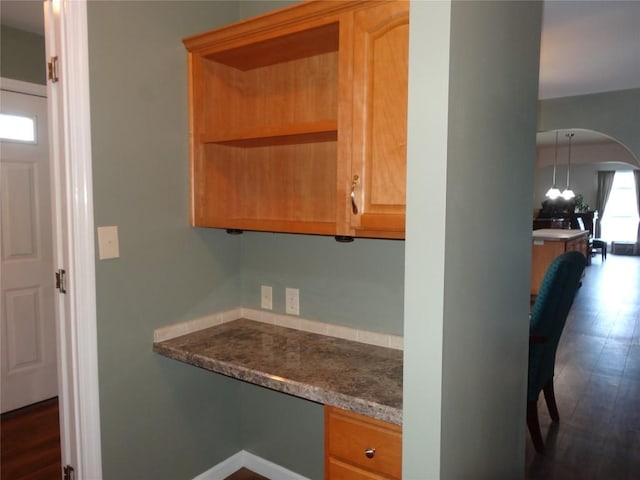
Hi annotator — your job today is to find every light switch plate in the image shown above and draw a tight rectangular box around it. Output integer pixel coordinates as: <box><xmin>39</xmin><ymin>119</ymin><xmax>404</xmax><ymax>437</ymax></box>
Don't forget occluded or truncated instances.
<box><xmin>97</xmin><ymin>225</ymin><xmax>120</xmax><ymax>260</ymax></box>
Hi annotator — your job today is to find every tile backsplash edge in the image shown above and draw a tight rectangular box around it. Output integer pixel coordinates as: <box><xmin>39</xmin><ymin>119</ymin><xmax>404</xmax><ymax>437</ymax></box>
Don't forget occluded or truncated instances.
<box><xmin>153</xmin><ymin>307</ymin><xmax>404</xmax><ymax>350</ymax></box>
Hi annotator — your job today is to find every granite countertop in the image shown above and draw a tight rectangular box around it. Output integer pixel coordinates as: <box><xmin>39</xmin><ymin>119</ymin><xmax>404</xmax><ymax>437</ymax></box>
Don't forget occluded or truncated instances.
<box><xmin>153</xmin><ymin>318</ymin><xmax>403</xmax><ymax>425</ymax></box>
<box><xmin>532</xmin><ymin>229</ymin><xmax>589</xmax><ymax>241</ymax></box>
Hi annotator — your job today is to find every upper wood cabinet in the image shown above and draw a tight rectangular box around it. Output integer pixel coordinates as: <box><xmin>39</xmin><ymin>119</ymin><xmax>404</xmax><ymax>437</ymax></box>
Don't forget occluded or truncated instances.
<box><xmin>184</xmin><ymin>0</ymin><xmax>409</xmax><ymax>239</ymax></box>
<box><xmin>344</xmin><ymin>1</ymin><xmax>409</xmax><ymax>239</ymax></box>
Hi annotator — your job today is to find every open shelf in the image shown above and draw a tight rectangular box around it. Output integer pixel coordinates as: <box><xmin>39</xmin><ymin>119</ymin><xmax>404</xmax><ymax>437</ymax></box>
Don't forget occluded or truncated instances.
<box><xmin>193</xmin><ymin>142</ymin><xmax>338</xmax><ymax>230</ymax></box>
<box><xmin>202</xmin><ymin>23</ymin><xmax>339</xmax><ymax>71</ymax></box>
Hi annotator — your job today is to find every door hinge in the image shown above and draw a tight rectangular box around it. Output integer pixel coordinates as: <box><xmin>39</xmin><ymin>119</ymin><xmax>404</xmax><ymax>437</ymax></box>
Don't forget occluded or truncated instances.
<box><xmin>55</xmin><ymin>268</ymin><xmax>67</xmax><ymax>294</ymax></box>
<box><xmin>63</xmin><ymin>465</ymin><xmax>75</xmax><ymax>480</ymax></box>
<box><xmin>48</xmin><ymin>56</ymin><xmax>59</xmax><ymax>82</ymax></box>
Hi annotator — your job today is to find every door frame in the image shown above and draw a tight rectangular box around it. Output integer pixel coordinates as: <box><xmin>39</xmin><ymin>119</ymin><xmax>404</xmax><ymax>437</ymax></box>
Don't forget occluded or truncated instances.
<box><xmin>42</xmin><ymin>0</ymin><xmax>103</xmax><ymax>477</ymax></box>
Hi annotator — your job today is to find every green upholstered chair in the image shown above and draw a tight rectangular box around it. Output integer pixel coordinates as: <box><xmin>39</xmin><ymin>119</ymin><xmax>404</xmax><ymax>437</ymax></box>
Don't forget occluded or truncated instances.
<box><xmin>527</xmin><ymin>250</ymin><xmax>586</xmax><ymax>453</ymax></box>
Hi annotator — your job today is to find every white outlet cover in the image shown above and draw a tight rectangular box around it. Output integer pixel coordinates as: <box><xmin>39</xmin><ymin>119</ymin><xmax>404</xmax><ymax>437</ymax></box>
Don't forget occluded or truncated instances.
<box><xmin>285</xmin><ymin>287</ymin><xmax>299</xmax><ymax>315</ymax></box>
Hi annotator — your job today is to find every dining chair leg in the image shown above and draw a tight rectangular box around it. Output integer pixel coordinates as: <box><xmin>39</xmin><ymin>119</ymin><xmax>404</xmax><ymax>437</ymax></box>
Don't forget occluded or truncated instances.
<box><xmin>527</xmin><ymin>401</ymin><xmax>545</xmax><ymax>454</ymax></box>
<box><xmin>543</xmin><ymin>379</ymin><xmax>560</xmax><ymax>422</ymax></box>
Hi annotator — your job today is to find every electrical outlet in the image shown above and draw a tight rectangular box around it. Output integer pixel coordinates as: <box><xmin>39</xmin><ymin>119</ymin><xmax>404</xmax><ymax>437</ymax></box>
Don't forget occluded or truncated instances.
<box><xmin>261</xmin><ymin>285</ymin><xmax>273</xmax><ymax>310</ymax></box>
<box><xmin>285</xmin><ymin>287</ymin><xmax>299</xmax><ymax>315</ymax></box>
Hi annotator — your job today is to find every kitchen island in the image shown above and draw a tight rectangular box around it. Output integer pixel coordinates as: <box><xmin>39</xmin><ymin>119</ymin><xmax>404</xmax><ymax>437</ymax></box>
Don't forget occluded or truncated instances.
<box><xmin>153</xmin><ymin>318</ymin><xmax>402</xmax><ymax>425</ymax></box>
<box><xmin>531</xmin><ymin>228</ymin><xmax>589</xmax><ymax>295</ymax></box>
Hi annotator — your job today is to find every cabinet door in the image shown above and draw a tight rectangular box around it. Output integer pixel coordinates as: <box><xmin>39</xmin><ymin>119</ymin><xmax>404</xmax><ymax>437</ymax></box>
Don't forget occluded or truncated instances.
<box><xmin>346</xmin><ymin>1</ymin><xmax>409</xmax><ymax>239</ymax></box>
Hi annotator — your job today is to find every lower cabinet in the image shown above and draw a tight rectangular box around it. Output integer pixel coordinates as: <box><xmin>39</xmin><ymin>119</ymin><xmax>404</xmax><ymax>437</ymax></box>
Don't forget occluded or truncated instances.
<box><xmin>325</xmin><ymin>406</ymin><xmax>402</xmax><ymax>480</ymax></box>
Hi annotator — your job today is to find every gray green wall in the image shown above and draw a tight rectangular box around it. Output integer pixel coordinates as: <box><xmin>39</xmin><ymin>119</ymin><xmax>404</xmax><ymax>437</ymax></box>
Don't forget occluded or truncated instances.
<box><xmin>441</xmin><ymin>2</ymin><xmax>541</xmax><ymax>476</ymax></box>
<box><xmin>402</xmin><ymin>2</ymin><xmax>451</xmax><ymax>476</ymax></box>
<box><xmin>238</xmin><ymin>382</ymin><xmax>323</xmax><ymax>479</ymax></box>
<box><xmin>88</xmin><ymin>2</ymin><xmax>245</xmax><ymax>479</ymax></box>
<box><xmin>404</xmin><ymin>1</ymin><xmax>541</xmax><ymax>478</ymax></box>
<box><xmin>538</xmin><ymin>89</ymin><xmax>640</xmax><ymax>161</ymax></box>
<box><xmin>0</xmin><ymin>25</ymin><xmax>46</xmax><ymax>84</ymax></box>
<box><xmin>238</xmin><ymin>0</ymin><xmax>297</xmax><ymax>18</ymax></box>
<box><xmin>534</xmin><ymin>161</ymin><xmax>635</xmax><ymax>213</ymax></box>
<box><xmin>535</xmin><ymin>89</ymin><xmax>640</xmax><ymax>215</ymax></box>
<box><xmin>240</xmin><ymin>233</ymin><xmax>405</xmax><ymax>334</ymax></box>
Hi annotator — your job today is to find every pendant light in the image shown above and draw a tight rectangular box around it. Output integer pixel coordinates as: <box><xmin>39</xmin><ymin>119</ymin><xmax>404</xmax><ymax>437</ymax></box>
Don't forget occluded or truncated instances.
<box><xmin>561</xmin><ymin>132</ymin><xmax>575</xmax><ymax>200</ymax></box>
<box><xmin>545</xmin><ymin>131</ymin><xmax>562</xmax><ymax>199</ymax></box>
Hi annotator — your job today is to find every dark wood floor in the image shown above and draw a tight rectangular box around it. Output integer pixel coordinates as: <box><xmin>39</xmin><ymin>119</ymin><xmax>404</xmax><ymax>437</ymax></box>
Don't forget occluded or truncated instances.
<box><xmin>1</xmin><ymin>397</ymin><xmax>62</xmax><ymax>480</ymax></box>
<box><xmin>224</xmin><ymin>467</ymin><xmax>270</xmax><ymax>480</ymax></box>
<box><xmin>526</xmin><ymin>253</ymin><xmax>640</xmax><ymax>479</ymax></box>
<box><xmin>1</xmin><ymin>397</ymin><xmax>271</xmax><ymax>480</ymax></box>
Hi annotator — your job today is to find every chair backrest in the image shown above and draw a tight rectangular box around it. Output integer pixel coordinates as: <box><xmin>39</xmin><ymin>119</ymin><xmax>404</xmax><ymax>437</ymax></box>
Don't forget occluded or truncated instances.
<box><xmin>528</xmin><ymin>250</ymin><xmax>587</xmax><ymax>400</ymax></box>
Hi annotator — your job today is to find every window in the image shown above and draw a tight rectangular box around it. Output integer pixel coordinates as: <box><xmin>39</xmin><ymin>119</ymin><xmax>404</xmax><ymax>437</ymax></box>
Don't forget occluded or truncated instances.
<box><xmin>601</xmin><ymin>171</ymin><xmax>639</xmax><ymax>242</ymax></box>
<box><xmin>0</xmin><ymin>113</ymin><xmax>36</xmax><ymax>143</ymax></box>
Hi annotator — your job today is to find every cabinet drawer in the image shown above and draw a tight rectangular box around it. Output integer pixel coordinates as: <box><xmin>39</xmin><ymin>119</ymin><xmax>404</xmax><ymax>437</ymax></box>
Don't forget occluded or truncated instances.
<box><xmin>325</xmin><ymin>406</ymin><xmax>402</xmax><ymax>479</ymax></box>
<box><xmin>327</xmin><ymin>457</ymin><xmax>391</xmax><ymax>480</ymax></box>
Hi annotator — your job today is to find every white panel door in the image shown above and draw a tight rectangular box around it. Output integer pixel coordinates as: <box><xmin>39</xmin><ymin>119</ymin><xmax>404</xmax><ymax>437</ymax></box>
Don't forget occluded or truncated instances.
<box><xmin>1</xmin><ymin>87</ymin><xmax>57</xmax><ymax>413</ymax></box>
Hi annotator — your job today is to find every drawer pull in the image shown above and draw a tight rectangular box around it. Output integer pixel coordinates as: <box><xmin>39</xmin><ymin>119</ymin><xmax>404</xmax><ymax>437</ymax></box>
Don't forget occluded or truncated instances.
<box><xmin>364</xmin><ymin>447</ymin><xmax>376</xmax><ymax>459</ymax></box>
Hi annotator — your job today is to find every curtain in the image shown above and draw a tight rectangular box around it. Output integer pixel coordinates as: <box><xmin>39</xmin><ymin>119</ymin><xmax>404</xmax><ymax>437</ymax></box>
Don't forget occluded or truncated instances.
<box><xmin>634</xmin><ymin>170</ymin><xmax>640</xmax><ymax>243</ymax></box>
<box><xmin>595</xmin><ymin>170</ymin><xmax>615</xmax><ymax>238</ymax></box>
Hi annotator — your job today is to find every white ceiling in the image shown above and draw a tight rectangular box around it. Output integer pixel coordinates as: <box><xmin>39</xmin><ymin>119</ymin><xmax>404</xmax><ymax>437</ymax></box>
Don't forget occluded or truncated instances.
<box><xmin>2</xmin><ymin>0</ymin><xmax>640</xmax><ymax>100</ymax></box>
<box><xmin>539</xmin><ymin>0</ymin><xmax>640</xmax><ymax>99</ymax></box>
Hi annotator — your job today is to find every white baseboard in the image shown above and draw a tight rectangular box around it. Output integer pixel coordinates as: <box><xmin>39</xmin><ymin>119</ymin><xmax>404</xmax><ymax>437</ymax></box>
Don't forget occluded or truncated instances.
<box><xmin>193</xmin><ymin>450</ymin><xmax>310</xmax><ymax>480</ymax></box>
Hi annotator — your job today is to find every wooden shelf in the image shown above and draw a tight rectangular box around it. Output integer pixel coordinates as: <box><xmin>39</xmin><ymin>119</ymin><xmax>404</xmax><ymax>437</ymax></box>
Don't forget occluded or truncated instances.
<box><xmin>201</xmin><ymin>120</ymin><xmax>337</xmax><ymax>147</ymax></box>
<box><xmin>203</xmin><ymin>23</ymin><xmax>339</xmax><ymax>71</ymax></box>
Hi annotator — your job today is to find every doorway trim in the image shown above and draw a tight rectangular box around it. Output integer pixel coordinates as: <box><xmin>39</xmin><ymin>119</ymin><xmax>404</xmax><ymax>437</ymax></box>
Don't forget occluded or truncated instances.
<box><xmin>43</xmin><ymin>0</ymin><xmax>102</xmax><ymax>477</ymax></box>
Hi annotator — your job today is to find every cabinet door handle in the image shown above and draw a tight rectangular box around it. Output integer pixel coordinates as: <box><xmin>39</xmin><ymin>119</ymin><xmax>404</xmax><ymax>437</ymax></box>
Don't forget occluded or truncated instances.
<box><xmin>364</xmin><ymin>447</ymin><xmax>376</xmax><ymax>459</ymax></box>
<box><xmin>350</xmin><ymin>175</ymin><xmax>359</xmax><ymax>214</ymax></box>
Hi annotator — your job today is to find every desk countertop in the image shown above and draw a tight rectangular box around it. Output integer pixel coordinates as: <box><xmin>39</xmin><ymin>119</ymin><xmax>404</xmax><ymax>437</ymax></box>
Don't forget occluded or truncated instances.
<box><xmin>153</xmin><ymin>318</ymin><xmax>403</xmax><ymax>425</ymax></box>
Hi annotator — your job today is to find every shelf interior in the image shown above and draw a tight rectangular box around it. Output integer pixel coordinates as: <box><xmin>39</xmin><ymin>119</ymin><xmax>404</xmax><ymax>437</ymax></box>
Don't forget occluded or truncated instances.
<box><xmin>205</xmin><ymin>22</ymin><xmax>339</xmax><ymax>71</ymax></box>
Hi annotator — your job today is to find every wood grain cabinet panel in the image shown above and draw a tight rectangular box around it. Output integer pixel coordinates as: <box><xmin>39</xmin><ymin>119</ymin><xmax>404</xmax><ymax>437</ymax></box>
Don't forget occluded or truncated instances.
<box><xmin>346</xmin><ymin>1</ymin><xmax>409</xmax><ymax>239</ymax></box>
<box><xmin>327</xmin><ymin>458</ymin><xmax>392</xmax><ymax>480</ymax></box>
<box><xmin>325</xmin><ymin>406</ymin><xmax>402</xmax><ymax>480</ymax></box>
<box><xmin>184</xmin><ymin>0</ymin><xmax>409</xmax><ymax>239</ymax></box>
